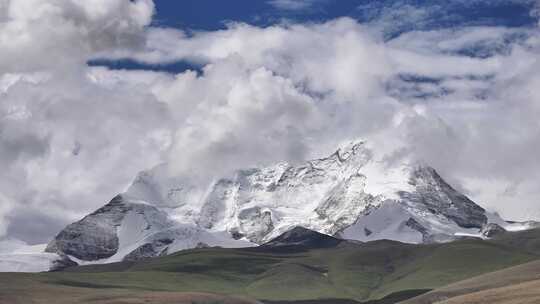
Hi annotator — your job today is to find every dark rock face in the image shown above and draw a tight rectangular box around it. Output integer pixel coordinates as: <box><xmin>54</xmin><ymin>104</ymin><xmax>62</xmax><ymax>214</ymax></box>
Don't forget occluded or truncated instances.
<box><xmin>49</xmin><ymin>255</ymin><xmax>78</xmax><ymax>272</ymax></box>
<box><xmin>364</xmin><ymin>228</ymin><xmax>373</xmax><ymax>236</ymax></box>
<box><xmin>123</xmin><ymin>238</ymin><xmax>173</xmax><ymax>262</ymax></box>
<box><xmin>262</xmin><ymin>226</ymin><xmax>343</xmax><ymax>249</ymax></box>
<box><xmin>45</xmin><ymin>195</ymin><xmax>130</xmax><ymax>261</ymax></box>
<box><xmin>230</xmin><ymin>229</ymin><xmax>245</xmax><ymax>240</ymax></box>
<box><xmin>481</xmin><ymin>223</ymin><xmax>506</xmax><ymax>238</ymax></box>
<box><xmin>404</xmin><ymin>217</ymin><xmax>457</xmax><ymax>243</ymax></box>
<box><xmin>400</xmin><ymin>167</ymin><xmax>488</xmax><ymax>229</ymax></box>
<box><xmin>195</xmin><ymin>242</ymin><xmax>210</xmax><ymax>248</ymax></box>
<box><xmin>237</xmin><ymin>207</ymin><xmax>274</xmax><ymax>243</ymax></box>
<box><xmin>405</xmin><ymin>217</ymin><xmax>429</xmax><ymax>241</ymax></box>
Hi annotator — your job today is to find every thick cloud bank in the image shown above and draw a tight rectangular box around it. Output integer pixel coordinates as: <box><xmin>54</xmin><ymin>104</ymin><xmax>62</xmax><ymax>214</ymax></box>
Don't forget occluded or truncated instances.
<box><xmin>0</xmin><ymin>0</ymin><xmax>539</xmax><ymax>244</ymax></box>
<box><xmin>0</xmin><ymin>0</ymin><xmax>164</xmax><ymax>243</ymax></box>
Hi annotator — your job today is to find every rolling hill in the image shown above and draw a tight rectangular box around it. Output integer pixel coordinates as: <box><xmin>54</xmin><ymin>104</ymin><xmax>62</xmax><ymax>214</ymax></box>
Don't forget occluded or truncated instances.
<box><xmin>2</xmin><ymin>228</ymin><xmax>540</xmax><ymax>303</ymax></box>
<box><xmin>402</xmin><ymin>257</ymin><xmax>540</xmax><ymax>303</ymax></box>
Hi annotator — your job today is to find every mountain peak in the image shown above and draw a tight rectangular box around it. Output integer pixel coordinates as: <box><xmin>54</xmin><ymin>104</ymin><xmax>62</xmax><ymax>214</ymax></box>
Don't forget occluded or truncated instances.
<box><xmin>40</xmin><ymin>141</ymin><xmax>532</xmax><ymax>268</ymax></box>
<box><xmin>262</xmin><ymin>226</ymin><xmax>343</xmax><ymax>249</ymax></box>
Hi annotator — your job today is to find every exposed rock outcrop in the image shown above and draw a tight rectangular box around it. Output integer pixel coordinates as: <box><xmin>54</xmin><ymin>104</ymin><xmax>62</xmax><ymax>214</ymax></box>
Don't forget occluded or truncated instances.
<box><xmin>45</xmin><ymin>195</ymin><xmax>129</xmax><ymax>260</ymax></box>
<box><xmin>481</xmin><ymin>223</ymin><xmax>506</xmax><ymax>238</ymax></box>
<box><xmin>400</xmin><ymin>167</ymin><xmax>487</xmax><ymax>229</ymax></box>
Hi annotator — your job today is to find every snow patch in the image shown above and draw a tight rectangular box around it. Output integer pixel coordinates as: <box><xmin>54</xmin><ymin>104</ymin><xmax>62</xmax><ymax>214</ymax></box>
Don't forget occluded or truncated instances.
<box><xmin>0</xmin><ymin>241</ymin><xmax>59</xmax><ymax>272</ymax></box>
<box><xmin>342</xmin><ymin>201</ymin><xmax>424</xmax><ymax>244</ymax></box>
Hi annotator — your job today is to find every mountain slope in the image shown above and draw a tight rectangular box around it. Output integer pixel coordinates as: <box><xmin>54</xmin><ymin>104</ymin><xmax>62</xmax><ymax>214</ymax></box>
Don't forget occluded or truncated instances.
<box><xmin>402</xmin><ymin>259</ymin><xmax>540</xmax><ymax>304</ymax></box>
<box><xmin>38</xmin><ymin>141</ymin><xmax>535</xmax><ymax>268</ymax></box>
<box><xmin>403</xmin><ymin>229</ymin><xmax>540</xmax><ymax>303</ymax></box>
<box><xmin>3</xmin><ymin>228</ymin><xmax>540</xmax><ymax>303</ymax></box>
<box><xmin>434</xmin><ymin>280</ymin><xmax>540</xmax><ymax>304</ymax></box>
<box><xmin>45</xmin><ymin>195</ymin><xmax>252</xmax><ymax>265</ymax></box>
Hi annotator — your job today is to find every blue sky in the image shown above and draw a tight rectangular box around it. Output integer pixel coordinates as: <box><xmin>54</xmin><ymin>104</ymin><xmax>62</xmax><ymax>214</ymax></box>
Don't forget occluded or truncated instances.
<box><xmin>93</xmin><ymin>0</ymin><xmax>539</xmax><ymax>72</ymax></box>
<box><xmin>150</xmin><ymin>0</ymin><xmax>538</xmax><ymax>31</ymax></box>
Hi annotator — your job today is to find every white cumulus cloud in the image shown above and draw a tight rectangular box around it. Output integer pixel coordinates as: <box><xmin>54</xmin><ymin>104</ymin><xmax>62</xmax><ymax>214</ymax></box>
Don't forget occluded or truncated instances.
<box><xmin>1</xmin><ymin>0</ymin><xmax>540</xmax><ymax>245</ymax></box>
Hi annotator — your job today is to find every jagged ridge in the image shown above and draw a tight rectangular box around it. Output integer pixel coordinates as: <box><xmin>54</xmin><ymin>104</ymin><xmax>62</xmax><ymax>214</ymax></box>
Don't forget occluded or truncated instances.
<box><xmin>43</xmin><ymin>141</ymin><xmax>533</xmax><ymax>266</ymax></box>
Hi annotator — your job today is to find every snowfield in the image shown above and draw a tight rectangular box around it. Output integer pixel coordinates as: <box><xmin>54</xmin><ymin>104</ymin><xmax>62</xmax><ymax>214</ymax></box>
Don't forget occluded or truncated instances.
<box><xmin>1</xmin><ymin>141</ymin><xmax>536</xmax><ymax>272</ymax></box>
<box><xmin>0</xmin><ymin>243</ymin><xmax>59</xmax><ymax>272</ymax></box>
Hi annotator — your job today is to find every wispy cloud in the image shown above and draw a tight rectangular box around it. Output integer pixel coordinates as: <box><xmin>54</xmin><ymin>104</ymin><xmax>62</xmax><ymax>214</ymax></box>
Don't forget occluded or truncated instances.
<box><xmin>1</xmin><ymin>0</ymin><xmax>540</xmax><ymax>246</ymax></box>
<box><xmin>268</xmin><ymin>0</ymin><xmax>317</xmax><ymax>11</ymax></box>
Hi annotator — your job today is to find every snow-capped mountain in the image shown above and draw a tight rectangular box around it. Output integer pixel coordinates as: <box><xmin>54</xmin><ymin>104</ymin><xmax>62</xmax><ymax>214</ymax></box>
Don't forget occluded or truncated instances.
<box><xmin>3</xmin><ymin>141</ymin><xmax>536</xmax><ymax>272</ymax></box>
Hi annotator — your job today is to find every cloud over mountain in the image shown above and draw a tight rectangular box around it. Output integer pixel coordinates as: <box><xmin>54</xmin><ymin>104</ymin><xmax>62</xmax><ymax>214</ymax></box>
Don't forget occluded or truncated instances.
<box><xmin>0</xmin><ymin>0</ymin><xmax>539</xmax><ymax>245</ymax></box>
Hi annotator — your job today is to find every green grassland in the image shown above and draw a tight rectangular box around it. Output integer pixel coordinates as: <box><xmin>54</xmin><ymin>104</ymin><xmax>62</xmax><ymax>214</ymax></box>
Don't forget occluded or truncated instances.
<box><xmin>2</xmin><ymin>229</ymin><xmax>540</xmax><ymax>304</ymax></box>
